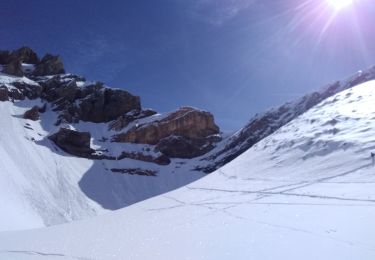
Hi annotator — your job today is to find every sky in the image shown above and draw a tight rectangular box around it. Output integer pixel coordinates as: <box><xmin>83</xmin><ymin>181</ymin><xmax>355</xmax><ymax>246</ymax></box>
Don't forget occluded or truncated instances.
<box><xmin>1</xmin><ymin>0</ymin><xmax>375</xmax><ymax>131</ymax></box>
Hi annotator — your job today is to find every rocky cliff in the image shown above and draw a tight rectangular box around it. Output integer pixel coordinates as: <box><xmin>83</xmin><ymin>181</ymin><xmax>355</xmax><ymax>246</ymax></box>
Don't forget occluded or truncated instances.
<box><xmin>0</xmin><ymin>47</ymin><xmax>222</xmax><ymax>163</ymax></box>
<box><xmin>2</xmin><ymin>47</ymin><xmax>375</xmax><ymax>230</ymax></box>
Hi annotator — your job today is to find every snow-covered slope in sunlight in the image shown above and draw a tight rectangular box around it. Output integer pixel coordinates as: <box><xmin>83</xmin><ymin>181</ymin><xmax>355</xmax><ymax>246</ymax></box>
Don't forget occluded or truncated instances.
<box><xmin>2</xmin><ymin>81</ymin><xmax>375</xmax><ymax>259</ymax></box>
<box><xmin>0</xmin><ymin>73</ymin><xmax>205</xmax><ymax>232</ymax></box>
<box><xmin>0</xmin><ymin>99</ymin><xmax>101</xmax><ymax>231</ymax></box>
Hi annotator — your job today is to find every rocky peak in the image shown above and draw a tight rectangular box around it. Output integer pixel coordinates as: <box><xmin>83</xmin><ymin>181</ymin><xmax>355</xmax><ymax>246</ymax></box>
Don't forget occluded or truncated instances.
<box><xmin>0</xmin><ymin>47</ymin><xmax>64</xmax><ymax>76</ymax></box>
<box><xmin>0</xmin><ymin>48</ymin><xmax>222</xmax><ymax>161</ymax></box>
<box><xmin>33</xmin><ymin>54</ymin><xmax>65</xmax><ymax>76</ymax></box>
<box><xmin>11</xmin><ymin>47</ymin><xmax>40</xmax><ymax>64</ymax></box>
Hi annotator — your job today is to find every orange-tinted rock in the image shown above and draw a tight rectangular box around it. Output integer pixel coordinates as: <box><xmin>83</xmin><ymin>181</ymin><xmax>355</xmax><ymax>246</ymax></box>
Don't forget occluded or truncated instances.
<box><xmin>113</xmin><ymin>107</ymin><xmax>219</xmax><ymax>145</ymax></box>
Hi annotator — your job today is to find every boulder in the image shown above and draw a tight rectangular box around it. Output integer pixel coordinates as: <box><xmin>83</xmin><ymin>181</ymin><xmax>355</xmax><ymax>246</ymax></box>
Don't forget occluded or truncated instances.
<box><xmin>113</xmin><ymin>107</ymin><xmax>220</xmax><ymax>145</ymax></box>
<box><xmin>49</xmin><ymin>128</ymin><xmax>95</xmax><ymax>157</ymax></box>
<box><xmin>34</xmin><ymin>54</ymin><xmax>65</xmax><ymax>76</ymax></box>
<box><xmin>23</xmin><ymin>106</ymin><xmax>40</xmax><ymax>121</ymax></box>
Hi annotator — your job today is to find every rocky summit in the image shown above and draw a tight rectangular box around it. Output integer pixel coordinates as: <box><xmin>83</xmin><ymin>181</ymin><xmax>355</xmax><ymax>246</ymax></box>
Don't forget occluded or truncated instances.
<box><xmin>0</xmin><ymin>47</ymin><xmax>64</xmax><ymax>76</ymax></box>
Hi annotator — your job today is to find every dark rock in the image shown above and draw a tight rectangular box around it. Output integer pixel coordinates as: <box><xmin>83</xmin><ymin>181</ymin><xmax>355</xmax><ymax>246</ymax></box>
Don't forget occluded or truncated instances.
<box><xmin>111</xmin><ymin>168</ymin><xmax>157</xmax><ymax>177</ymax></box>
<box><xmin>156</xmin><ymin>135</ymin><xmax>217</xmax><ymax>158</ymax></box>
<box><xmin>113</xmin><ymin>107</ymin><xmax>219</xmax><ymax>144</ymax></box>
<box><xmin>39</xmin><ymin>78</ymin><xmax>142</xmax><ymax>124</ymax></box>
<box><xmin>0</xmin><ymin>51</ymin><xmax>11</xmax><ymax>64</ymax></box>
<box><xmin>79</xmin><ymin>88</ymin><xmax>141</xmax><ymax>123</ymax></box>
<box><xmin>34</xmin><ymin>54</ymin><xmax>65</xmax><ymax>76</ymax></box>
<box><xmin>109</xmin><ymin>109</ymin><xmax>157</xmax><ymax>131</ymax></box>
<box><xmin>12</xmin><ymin>82</ymin><xmax>42</xmax><ymax>100</ymax></box>
<box><xmin>41</xmin><ymin>76</ymin><xmax>80</xmax><ymax>102</ymax></box>
<box><xmin>49</xmin><ymin>128</ymin><xmax>95</xmax><ymax>157</ymax></box>
<box><xmin>8</xmin><ymin>89</ymin><xmax>25</xmax><ymax>100</ymax></box>
<box><xmin>0</xmin><ymin>87</ymin><xmax>9</xmax><ymax>101</ymax></box>
<box><xmin>23</xmin><ymin>106</ymin><xmax>41</xmax><ymax>121</ymax></box>
<box><xmin>117</xmin><ymin>151</ymin><xmax>170</xmax><ymax>165</ymax></box>
<box><xmin>11</xmin><ymin>47</ymin><xmax>39</xmax><ymax>64</ymax></box>
<box><xmin>3</xmin><ymin>60</ymin><xmax>23</xmax><ymax>76</ymax></box>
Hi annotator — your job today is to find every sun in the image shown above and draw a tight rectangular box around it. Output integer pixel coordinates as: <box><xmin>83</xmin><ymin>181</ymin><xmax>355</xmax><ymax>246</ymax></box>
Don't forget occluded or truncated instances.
<box><xmin>327</xmin><ymin>0</ymin><xmax>354</xmax><ymax>10</ymax></box>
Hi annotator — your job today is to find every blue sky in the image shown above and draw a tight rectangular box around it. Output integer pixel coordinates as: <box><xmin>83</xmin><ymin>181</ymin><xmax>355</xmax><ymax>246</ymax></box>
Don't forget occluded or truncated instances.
<box><xmin>1</xmin><ymin>0</ymin><xmax>375</xmax><ymax>130</ymax></box>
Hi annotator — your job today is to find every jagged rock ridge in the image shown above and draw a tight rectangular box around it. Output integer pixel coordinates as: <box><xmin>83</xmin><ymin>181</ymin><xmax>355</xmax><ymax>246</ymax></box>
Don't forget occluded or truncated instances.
<box><xmin>0</xmin><ymin>47</ymin><xmax>222</xmax><ymax>162</ymax></box>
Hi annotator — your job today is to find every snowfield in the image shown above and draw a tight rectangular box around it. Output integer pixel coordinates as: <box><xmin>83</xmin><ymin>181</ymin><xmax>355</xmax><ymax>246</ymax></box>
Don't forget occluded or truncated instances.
<box><xmin>1</xmin><ymin>80</ymin><xmax>375</xmax><ymax>259</ymax></box>
<box><xmin>0</xmin><ymin>75</ymin><xmax>205</xmax><ymax>232</ymax></box>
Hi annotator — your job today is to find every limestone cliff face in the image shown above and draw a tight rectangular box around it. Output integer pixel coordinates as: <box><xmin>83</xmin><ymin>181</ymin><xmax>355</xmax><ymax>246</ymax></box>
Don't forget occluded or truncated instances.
<box><xmin>113</xmin><ymin>107</ymin><xmax>220</xmax><ymax>145</ymax></box>
<box><xmin>0</xmin><ymin>47</ymin><xmax>222</xmax><ymax>162</ymax></box>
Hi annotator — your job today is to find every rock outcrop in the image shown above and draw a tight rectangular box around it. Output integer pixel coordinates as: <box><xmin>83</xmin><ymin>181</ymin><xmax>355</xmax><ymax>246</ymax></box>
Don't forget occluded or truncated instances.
<box><xmin>0</xmin><ymin>47</ymin><xmax>64</xmax><ymax>76</ymax></box>
<box><xmin>23</xmin><ymin>104</ymin><xmax>46</xmax><ymax>121</ymax></box>
<box><xmin>23</xmin><ymin>106</ymin><xmax>40</xmax><ymax>121</ymax></box>
<box><xmin>0</xmin><ymin>81</ymin><xmax>42</xmax><ymax>102</ymax></box>
<box><xmin>113</xmin><ymin>107</ymin><xmax>219</xmax><ymax>144</ymax></box>
<box><xmin>109</xmin><ymin>109</ymin><xmax>157</xmax><ymax>131</ymax></box>
<box><xmin>49</xmin><ymin>128</ymin><xmax>95</xmax><ymax>157</ymax></box>
<box><xmin>0</xmin><ymin>47</ymin><xmax>223</xmax><ymax>162</ymax></box>
<box><xmin>39</xmin><ymin>77</ymin><xmax>142</xmax><ymax>124</ymax></box>
<box><xmin>156</xmin><ymin>135</ymin><xmax>221</xmax><ymax>159</ymax></box>
<box><xmin>112</xmin><ymin>107</ymin><xmax>221</xmax><ymax>158</ymax></box>
<box><xmin>12</xmin><ymin>47</ymin><xmax>40</xmax><ymax>64</ymax></box>
<box><xmin>111</xmin><ymin>168</ymin><xmax>157</xmax><ymax>177</ymax></box>
<box><xmin>33</xmin><ymin>54</ymin><xmax>65</xmax><ymax>76</ymax></box>
<box><xmin>79</xmin><ymin>88</ymin><xmax>141</xmax><ymax>123</ymax></box>
<box><xmin>117</xmin><ymin>151</ymin><xmax>170</xmax><ymax>165</ymax></box>
<box><xmin>0</xmin><ymin>87</ymin><xmax>9</xmax><ymax>101</ymax></box>
<box><xmin>2</xmin><ymin>59</ymin><xmax>24</xmax><ymax>76</ymax></box>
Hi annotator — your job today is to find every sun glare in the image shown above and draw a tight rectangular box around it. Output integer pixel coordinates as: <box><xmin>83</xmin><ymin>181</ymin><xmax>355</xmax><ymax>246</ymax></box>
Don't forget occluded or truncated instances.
<box><xmin>327</xmin><ymin>0</ymin><xmax>354</xmax><ymax>10</ymax></box>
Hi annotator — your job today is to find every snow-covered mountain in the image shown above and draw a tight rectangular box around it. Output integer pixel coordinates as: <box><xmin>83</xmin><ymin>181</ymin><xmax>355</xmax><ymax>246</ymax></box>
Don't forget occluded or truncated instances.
<box><xmin>1</xmin><ymin>78</ymin><xmax>375</xmax><ymax>260</ymax></box>
<box><xmin>1</xmin><ymin>46</ymin><xmax>375</xmax><ymax>251</ymax></box>
<box><xmin>0</xmin><ymin>48</ymin><xmax>221</xmax><ymax>231</ymax></box>
<box><xmin>202</xmin><ymin>66</ymin><xmax>375</xmax><ymax>172</ymax></box>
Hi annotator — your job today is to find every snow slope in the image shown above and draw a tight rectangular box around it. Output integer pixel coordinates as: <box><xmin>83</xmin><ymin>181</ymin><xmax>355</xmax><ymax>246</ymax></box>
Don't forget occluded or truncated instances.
<box><xmin>1</xmin><ymin>80</ymin><xmax>375</xmax><ymax>259</ymax></box>
<box><xmin>0</xmin><ymin>75</ymin><xmax>205</xmax><ymax>232</ymax></box>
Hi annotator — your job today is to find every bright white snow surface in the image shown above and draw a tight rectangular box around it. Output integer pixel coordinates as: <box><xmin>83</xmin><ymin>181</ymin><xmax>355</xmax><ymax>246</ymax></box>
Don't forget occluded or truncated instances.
<box><xmin>1</xmin><ymin>81</ymin><xmax>375</xmax><ymax>259</ymax></box>
<box><xmin>0</xmin><ymin>75</ymin><xmax>204</xmax><ymax>232</ymax></box>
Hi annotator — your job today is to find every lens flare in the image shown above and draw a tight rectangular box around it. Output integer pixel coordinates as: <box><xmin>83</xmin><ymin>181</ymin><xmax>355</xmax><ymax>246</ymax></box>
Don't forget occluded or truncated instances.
<box><xmin>327</xmin><ymin>0</ymin><xmax>354</xmax><ymax>10</ymax></box>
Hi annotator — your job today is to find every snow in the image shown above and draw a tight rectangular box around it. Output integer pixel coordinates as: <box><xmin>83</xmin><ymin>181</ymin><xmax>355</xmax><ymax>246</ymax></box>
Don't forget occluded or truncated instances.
<box><xmin>1</xmin><ymin>80</ymin><xmax>375</xmax><ymax>259</ymax></box>
<box><xmin>0</xmin><ymin>96</ymin><xmax>205</xmax><ymax>231</ymax></box>
<box><xmin>0</xmin><ymin>99</ymin><xmax>101</xmax><ymax>231</ymax></box>
<box><xmin>0</xmin><ymin>73</ymin><xmax>39</xmax><ymax>86</ymax></box>
<box><xmin>21</xmin><ymin>63</ymin><xmax>35</xmax><ymax>74</ymax></box>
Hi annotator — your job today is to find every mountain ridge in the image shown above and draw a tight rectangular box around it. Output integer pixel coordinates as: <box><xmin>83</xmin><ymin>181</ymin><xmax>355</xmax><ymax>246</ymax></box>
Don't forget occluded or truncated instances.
<box><xmin>1</xmin><ymin>46</ymin><xmax>375</xmax><ymax>233</ymax></box>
